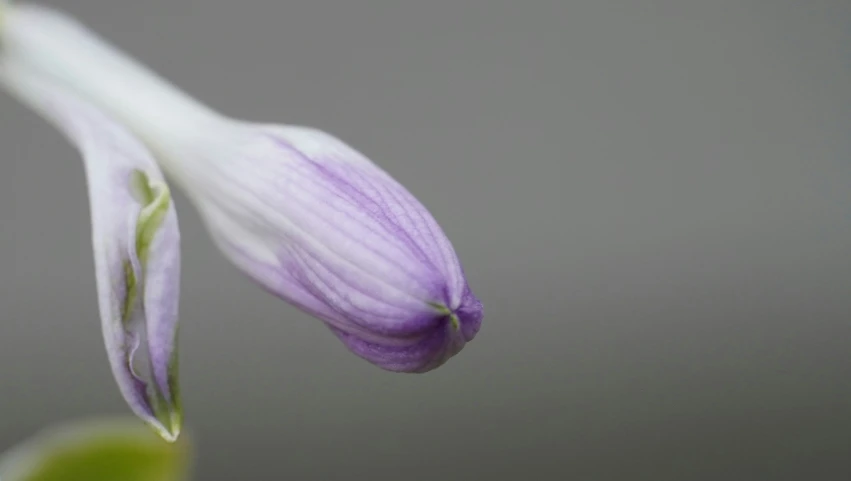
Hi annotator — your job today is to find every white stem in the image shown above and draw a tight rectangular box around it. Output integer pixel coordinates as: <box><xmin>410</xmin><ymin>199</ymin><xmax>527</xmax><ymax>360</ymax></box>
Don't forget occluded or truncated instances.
<box><xmin>0</xmin><ymin>4</ymin><xmax>227</xmax><ymax>149</ymax></box>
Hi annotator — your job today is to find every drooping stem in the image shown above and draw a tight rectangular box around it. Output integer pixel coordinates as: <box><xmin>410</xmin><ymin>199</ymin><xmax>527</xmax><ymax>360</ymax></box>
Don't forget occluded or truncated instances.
<box><xmin>0</xmin><ymin>4</ymin><xmax>226</xmax><ymax>148</ymax></box>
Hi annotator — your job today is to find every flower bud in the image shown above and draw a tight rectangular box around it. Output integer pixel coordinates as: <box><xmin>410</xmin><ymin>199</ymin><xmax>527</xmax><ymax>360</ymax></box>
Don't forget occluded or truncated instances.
<box><xmin>0</xmin><ymin>60</ymin><xmax>182</xmax><ymax>441</ymax></box>
<box><xmin>0</xmin><ymin>2</ymin><xmax>483</xmax><ymax>373</ymax></box>
<box><xmin>180</xmin><ymin>122</ymin><xmax>484</xmax><ymax>372</ymax></box>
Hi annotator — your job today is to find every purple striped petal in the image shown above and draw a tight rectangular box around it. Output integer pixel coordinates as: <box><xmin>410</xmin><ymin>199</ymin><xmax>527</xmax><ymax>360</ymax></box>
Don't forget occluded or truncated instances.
<box><xmin>1</xmin><ymin>64</ymin><xmax>183</xmax><ymax>440</ymax></box>
<box><xmin>192</xmin><ymin>124</ymin><xmax>483</xmax><ymax>372</ymax></box>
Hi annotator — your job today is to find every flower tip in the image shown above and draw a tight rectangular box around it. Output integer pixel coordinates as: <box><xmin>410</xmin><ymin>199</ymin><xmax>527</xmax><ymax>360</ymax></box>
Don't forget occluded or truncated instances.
<box><xmin>456</xmin><ymin>292</ymin><xmax>485</xmax><ymax>341</ymax></box>
<box><xmin>431</xmin><ymin>294</ymin><xmax>483</xmax><ymax>341</ymax></box>
<box><xmin>146</xmin><ymin>414</ymin><xmax>182</xmax><ymax>444</ymax></box>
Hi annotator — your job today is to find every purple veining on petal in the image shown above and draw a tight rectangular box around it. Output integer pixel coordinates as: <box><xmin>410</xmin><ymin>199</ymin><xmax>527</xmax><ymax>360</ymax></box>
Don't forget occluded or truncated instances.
<box><xmin>200</xmin><ymin>140</ymin><xmax>442</xmax><ymax>305</ymax></box>
<box><xmin>292</xmin><ymin>149</ymin><xmax>438</xmax><ymax>271</ymax></box>
<box><xmin>217</xmin><ymin>239</ymin><xmax>438</xmax><ymax>348</ymax></box>
<box><xmin>268</xmin><ymin>139</ymin><xmax>441</xmax><ymax>294</ymax></box>
<box><xmin>330</xmin><ymin>314</ymin><xmax>465</xmax><ymax>373</ymax></box>
<box><xmin>285</xmin><ymin>242</ymin><xmax>441</xmax><ymax>337</ymax></box>
<box><xmin>196</xmin><ymin>125</ymin><xmax>483</xmax><ymax>373</ymax></box>
<box><xmin>269</xmin><ymin>136</ymin><xmax>451</xmax><ymax>286</ymax></box>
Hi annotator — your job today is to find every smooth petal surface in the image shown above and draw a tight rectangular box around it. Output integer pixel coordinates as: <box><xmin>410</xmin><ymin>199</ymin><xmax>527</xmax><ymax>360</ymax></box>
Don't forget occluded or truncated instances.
<box><xmin>0</xmin><ymin>62</ymin><xmax>182</xmax><ymax>440</ymax></box>
<box><xmin>190</xmin><ymin>124</ymin><xmax>484</xmax><ymax>373</ymax></box>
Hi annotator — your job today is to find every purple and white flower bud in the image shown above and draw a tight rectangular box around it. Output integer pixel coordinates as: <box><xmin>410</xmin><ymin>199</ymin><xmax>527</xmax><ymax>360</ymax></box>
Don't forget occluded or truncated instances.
<box><xmin>0</xmin><ymin>3</ymin><xmax>483</xmax><ymax>373</ymax></box>
<box><xmin>182</xmin><ymin>123</ymin><xmax>485</xmax><ymax>372</ymax></box>
<box><xmin>0</xmin><ymin>60</ymin><xmax>182</xmax><ymax>441</ymax></box>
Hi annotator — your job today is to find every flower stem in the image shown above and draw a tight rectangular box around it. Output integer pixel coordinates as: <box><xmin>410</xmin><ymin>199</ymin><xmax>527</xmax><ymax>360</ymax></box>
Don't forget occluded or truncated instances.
<box><xmin>0</xmin><ymin>4</ymin><xmax>225</xmax><ymax>148</ymax></box>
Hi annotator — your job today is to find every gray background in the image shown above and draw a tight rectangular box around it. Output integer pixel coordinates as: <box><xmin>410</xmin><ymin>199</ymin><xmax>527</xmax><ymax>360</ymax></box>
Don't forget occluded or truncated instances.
<box><xmin>1</xmin><ymin>1</ymin><xmax>850</xmax><ymax>480</ymax></box>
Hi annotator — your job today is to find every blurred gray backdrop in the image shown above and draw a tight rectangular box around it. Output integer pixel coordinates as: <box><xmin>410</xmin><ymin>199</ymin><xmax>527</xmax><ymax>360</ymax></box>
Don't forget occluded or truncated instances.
<box><xmin>2</xmin><ymin>1</ymin><xmax>850</xmax><ymax>480</ymax></box>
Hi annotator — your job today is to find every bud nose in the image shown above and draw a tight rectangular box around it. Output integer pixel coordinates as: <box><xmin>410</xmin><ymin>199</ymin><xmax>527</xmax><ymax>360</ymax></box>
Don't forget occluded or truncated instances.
<box><xmin>455</xmin><ymin>292</ymin><xmax>484</xmax><ymax>342</ymax></box>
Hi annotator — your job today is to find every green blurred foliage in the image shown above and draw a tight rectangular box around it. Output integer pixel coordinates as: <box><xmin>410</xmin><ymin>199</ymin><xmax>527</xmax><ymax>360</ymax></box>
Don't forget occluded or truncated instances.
<box><xmin>0</xmin><ymin>418</ymin><xmax>191</xmax><ymax>481</ymax></box>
